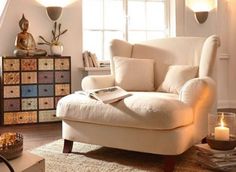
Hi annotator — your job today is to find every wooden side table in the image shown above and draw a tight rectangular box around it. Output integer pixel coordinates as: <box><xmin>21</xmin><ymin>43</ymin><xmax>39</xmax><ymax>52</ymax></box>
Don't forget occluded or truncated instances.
<box><xmin>0</xmin><ymin>152</ymin><xmax>45</xmax><ymax>172</ymax></box>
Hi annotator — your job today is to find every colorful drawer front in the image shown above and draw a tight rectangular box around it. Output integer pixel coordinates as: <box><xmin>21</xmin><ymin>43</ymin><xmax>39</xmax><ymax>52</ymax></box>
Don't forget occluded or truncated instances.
<box><xmin>55</xmin><ymin>71</ymin><xmax>70</xmax><ymax>83</ymax></box>
<box><xmin>55</xmin><ymin>84</ymin><xmax>70</xmax><ymax>96</ymax></box>
<box><xmin>22</xmin><ymin>98</ymin><xmax>37</xmax><ymax>110</ymax></box>
<box><xmin>3</xmin><ymin>72</ymin><xmax>20</xmax><ymax>85</ymax></box>
<box><xmin>21</xmin><ymin>59</ymin><xmax>37</xmax><ymax>71</ymax></box>
<box><xmin>39</xmin><ymin>97</ymin><xmax>54</xmax><ymax>109</ymax></box>
<box><xmin>38</xmin><ymin>59</ymin><xmax>53</xmax><ymax>70</ymax></box>
<box><xmin>22</xmin><ymin>72</ymin><xmax>37</xmax><ymax>84</ymax></box>
<box><xmin>4</xmin><ymin>99</ymin><xmax>20</xmax><ymax>112</ymax></box>
<box><xmin>55</xmin><ymin>96</ymin><xmax>63</xmax><ymax>107</ymax></box>
<box><xmin>38</xmin><ymin>72</ymin><xmax>54</xmax><ymax>84</ymax></box>
<box><xmin>21</xmin><ymin>85</ymin><xmax>37</xmax><ymax>97</ymax></box>
<box><xmin>3</xmin><ymin>59</ymin><xmax>20</xmax><ymax>71</ymax></box>
<box><xmin>4</xmin><ymin>86</ymin><xmax>20</xmax><ymax>98</ymax></box>
<box><xmin>4</xmin><ymin>111</ymin><xmax>37</xmax><ymax>125</ymax></box>
<box><xmin>38</xmin><ymin>85</ymin><xmax>54</xmax><ymax>97</ymax></box>
<box><xmin>55</xmin><ymin>58</ymin><xmax>70</xmax><ymax>70</ymax></box>
<box><xmin>39</xmin><ymin>110</ymin><xmax>59</xmax><ymax>122</ymax></box>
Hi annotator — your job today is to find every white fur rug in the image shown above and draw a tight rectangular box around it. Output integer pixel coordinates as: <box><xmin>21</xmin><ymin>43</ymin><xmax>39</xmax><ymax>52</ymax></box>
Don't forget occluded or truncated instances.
<box><xmin>30</xmin><ymin>139</ymin><xmax>211</xmax><ymax>172</ymax></box>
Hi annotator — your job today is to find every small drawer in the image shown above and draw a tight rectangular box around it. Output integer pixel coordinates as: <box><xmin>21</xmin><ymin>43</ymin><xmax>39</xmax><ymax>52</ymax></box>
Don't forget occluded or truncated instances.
<box><xmin>4</xmin><ymin>111</ymin><xmax>37</xmax><ymax>125</ymax></box>
<box><xmin>39</xmin><ymin>110</ymin><xmax>60</xmax><ymax>122</ymax></box>
<box><xmin>55</xmin><ymin>84</ymin><xmax>70</xmax><ymax>96</ymax></box>
<box><xmin>39</xmin><ymin>97</ymin><xmax>54</xmax><ymax>109</ymax></box>
<box><xmin>21</xmin><ymin>59</ymin><xmax>37</xmax><ymax>71</ymax></box>
<box><xmin>22</xmin><ymin>98</ymin><xmax>37</xmax><ymax>110</ymax></box>
<box><xmin>4</xmin><ymin>99</ymin><xmax>20</xmax><ymax>112</ymax></box>
<box><xmin>55</xmin><ymin>58</ymin><xmax>70</xmax><ymax>70</ymax></box>
<box><xmin>38</xmin><ymin>85</ymin><xmax>54</xmax><ymax>97</ymax></box>
<box><xmin>21</xmin><ymin>72</ymin><xmax>37</xmax><ymax>84</ymax></box>
<box><xmin>55</xmin><ymin>71</ymin><xmax>70</xmax><ymax>83</ymax></box>
<box><xmin>38</xmin><ymin>58</ymin><xmax>53</xmax><ymax>70</ymax></box>
<box><xmin>3</xmin><ymin>59</ymin><xmax>20</xmax><ymax>71</ymax></box>
<box><xmin>55</xmin><ymin>96</ymin><xmax>63</xmax><ymax>107</ymax></box>
<box><xmin>21</xmin><ymin>85</ymin><xmax>37</xmax><ymax>97</ymax></box>
<box><xmin>4</xmin><ymin>86</ymin><xmax>20</xmax><ymax>98</ymax></box>
<box><xmin>38</xmin><ymin>72</ymin><xmax>54</xmax><ymax>84</ymax></box>
<box><xmin>3</xmin><ymin>72</ymin><xmax>20</xmax><ymax>85</ymax></box>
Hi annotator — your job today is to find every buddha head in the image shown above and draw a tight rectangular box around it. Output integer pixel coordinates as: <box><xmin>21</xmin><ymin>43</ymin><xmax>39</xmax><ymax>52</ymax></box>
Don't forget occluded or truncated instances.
<box><xmin>19</xmin><ymin>14</ymin><xmax>29</xmax><ymax>32</ymax></box>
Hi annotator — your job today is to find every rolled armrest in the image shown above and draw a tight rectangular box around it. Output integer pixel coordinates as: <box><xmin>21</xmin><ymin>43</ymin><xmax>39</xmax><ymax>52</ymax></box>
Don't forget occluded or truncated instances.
<box><xmin>179</xmin><ymin>77</ymin><xmax>216</xmax><ymax>109</ymax></box>
<box><xmin>81</xmin><ymin>75</ymin><xmax>115</xmax><ymax>91</ymax></box>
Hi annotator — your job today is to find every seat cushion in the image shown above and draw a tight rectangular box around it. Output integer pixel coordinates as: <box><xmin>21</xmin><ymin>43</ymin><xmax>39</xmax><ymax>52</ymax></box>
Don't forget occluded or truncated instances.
<box><xmin>56</xmin><ymin>92</ymin><xmax>193</xmax><ymax>130</ymax></box>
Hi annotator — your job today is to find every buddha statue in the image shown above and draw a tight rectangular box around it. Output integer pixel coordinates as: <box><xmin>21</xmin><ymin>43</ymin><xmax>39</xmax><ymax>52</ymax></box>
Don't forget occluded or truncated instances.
<box><xmin>14</xmin><ymin>14</ymin><xmax>47</xmax><ymax>57</ymax></box>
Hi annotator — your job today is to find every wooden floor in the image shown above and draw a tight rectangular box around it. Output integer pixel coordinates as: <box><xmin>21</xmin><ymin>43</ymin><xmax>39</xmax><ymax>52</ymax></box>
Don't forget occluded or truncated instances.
<box><xmin>0</xmin><ymin>122</ymin><xmax>62</xmax><ymax>150</ymax></box>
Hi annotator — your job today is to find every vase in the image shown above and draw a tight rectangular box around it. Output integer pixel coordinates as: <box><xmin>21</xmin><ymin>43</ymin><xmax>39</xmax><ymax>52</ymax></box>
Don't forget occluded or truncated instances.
<box><xmin>50</xmin><ymin>45</ymin><xmax>63</xmax><ymax>56</ymax></box>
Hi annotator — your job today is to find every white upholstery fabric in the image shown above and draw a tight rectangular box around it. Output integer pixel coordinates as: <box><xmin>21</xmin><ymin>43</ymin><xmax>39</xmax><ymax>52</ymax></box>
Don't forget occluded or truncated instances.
<box><xmin>58</xmin><ymin>35</ymin><xmax>220</xmax><ymax>156</ymax></box>
<box><xmin>62</xmin><ymin>120</ymin><xmax>195</xmax><ymax>155</ymax></box>
<box><xmin>57</xmin><ymin>92</ymin><xmax>193</xmax><ymax>130</ymax></box>
<box><xmin>82</xmin><ymin>75</ymin><xmax>114</xmax><ymax>91</ymax></box>
<box><xmin>113</xmin><ymin>56</ymin><xmax>155</xmax><ymax>91</ymax></box>
<box><xmin>158</xmin><ymin>65</ymin><xmax>199</xmax><ymax>94</ymax></box>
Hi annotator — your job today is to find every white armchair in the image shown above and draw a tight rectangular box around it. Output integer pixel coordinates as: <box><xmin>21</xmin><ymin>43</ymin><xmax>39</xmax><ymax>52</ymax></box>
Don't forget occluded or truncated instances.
<box><xmin>57</xmin><ymin>35</ymin><xmax>220</xmax><ymax>172</ymax></box>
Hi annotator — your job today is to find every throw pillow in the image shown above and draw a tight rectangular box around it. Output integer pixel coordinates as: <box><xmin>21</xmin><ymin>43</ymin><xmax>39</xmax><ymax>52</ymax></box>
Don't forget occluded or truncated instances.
<box><xmin>113</xmin><ymin>56</ymin><xmax>155</xmax><ymax>91</ymax></box>
<box><xmin>158</xmin><ymin>65</ymin><xmax>199</xmax><ymax>94</ymax></box>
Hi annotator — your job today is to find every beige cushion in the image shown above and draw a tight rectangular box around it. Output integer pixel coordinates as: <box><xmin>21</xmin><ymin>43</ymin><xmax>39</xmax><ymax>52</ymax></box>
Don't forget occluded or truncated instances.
<box><xmin>57</xmin><ymin>92</ymin><xmax>193</xmax><ymax>130</ymax></box>
<box><xmin>113</xmin><ymin>56</ymin><xmax>155</xmax><ymax>91</ymax></box>
<box><xmin>158</xmin><ymin>65</ymin><xmax>199</xmax><ymax>94</ymax></box>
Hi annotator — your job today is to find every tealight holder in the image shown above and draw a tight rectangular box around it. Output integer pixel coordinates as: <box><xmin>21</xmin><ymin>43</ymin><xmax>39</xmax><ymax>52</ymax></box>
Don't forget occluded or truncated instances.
<box><xmin>207</xmin><ymin>112</ymin><xmax>236</xmax><ymax>150</ymax></box>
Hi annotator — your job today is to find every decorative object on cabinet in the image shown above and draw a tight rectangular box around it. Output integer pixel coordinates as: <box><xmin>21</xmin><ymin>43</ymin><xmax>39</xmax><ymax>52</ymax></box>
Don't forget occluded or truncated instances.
<box><xmin>0</xmin><ymin>56</ymin><xmax>71</xmax><ymax>125</ymax></box>
<box><xmin>14</xmin><ymin>14</ymin><xmax>47</xmax><ymax>57</ymax></box>
<box><xmin>38</xmin><ymin>22</ymin><xmax>68</xmax><ymax>56</ymax></box>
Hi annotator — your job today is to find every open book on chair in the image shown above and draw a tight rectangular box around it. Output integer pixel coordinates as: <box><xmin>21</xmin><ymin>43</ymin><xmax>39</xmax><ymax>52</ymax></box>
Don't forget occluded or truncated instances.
<box><xmin>76</xmin><ymin>86</ymin><xmax>131</xmax><ymax>104</ymax></box>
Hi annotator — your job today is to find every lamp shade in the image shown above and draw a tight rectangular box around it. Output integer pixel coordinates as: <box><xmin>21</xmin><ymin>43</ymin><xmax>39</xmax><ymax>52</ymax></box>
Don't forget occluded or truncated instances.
<box><xmin>194</xmin><ymin>11</ymin><xmax>209</xmax><ymax>24</ymax></box>
<box><xmin>46</xmin><ymin>6</ymin><xmax>63</xmax><ymax>21</ymax></box>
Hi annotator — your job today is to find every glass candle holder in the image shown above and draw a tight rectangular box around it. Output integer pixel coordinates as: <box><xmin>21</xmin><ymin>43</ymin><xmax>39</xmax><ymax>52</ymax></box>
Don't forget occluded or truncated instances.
<box><xmin>207</xmin><ymin>112</ymin><xmax>236</xmax><ymax>150</ymax></box>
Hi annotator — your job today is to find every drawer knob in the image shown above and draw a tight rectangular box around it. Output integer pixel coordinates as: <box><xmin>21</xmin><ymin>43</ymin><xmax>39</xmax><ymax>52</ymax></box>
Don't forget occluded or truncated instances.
<box><xmin>61</xmin><ymin>62</ymin><xmax>64</xmax><ymax>65</ymax></box>
<box><xmin>61</xmin><ymin>89</ymin><xmax>64</xmax><ymax>91</ymax></box>
<box><xmin>10</xmin><ymin>64</ymin><xmax>13</xmax><ymax>67</ymax></box>
<box><xmin>44</xmin><ymin>102</ymin><xmax>48</xmax><ymax>105</ymax></box>
<box><xmin>10</xmin><ymin>104</ymin><xmax>13</xmax><ymax>107</ymax></box>
<box><xmin>61</xmin><ymin>75</ymin><xmax>64</xmax><ymax>78</ymax></box>
<box><xmin>44</xmin><ymin>89</ymin><xmax>48</xmax><ymax>92</ymax></box>
<box><xmin>28</xmin><ymin>63</ymin><xmax>31</xmax><ymax>66</ymax></box>
<box><xmin>44</xmin><ymin>63</ymin><xmax>48</xmax><ymax>66</ymax></box>
<box><xmin>10</xmin><ymin>90</ymin><xmax>14</xmax><ymax>93</ymax></box>
<box><xmin>28</xmin><ymin>103</ymin><xmax>31</xmax><ymax>106</ymax></box>
<box><xmin>28</xmin><ymin>76</ymin><xmax>31</xmax><ymax>79</ymax></box>
<box><xmin>44</xmin><ymin>76</ymin><xmax>48</xmax><ymax>79</ymax></box>
<box><xmin>10</xmin><ymin>77</ymin><xmax>14</xmax><ymax>80</ymax></box>
<box><xmin>53</xmin><ymin>114</ymin><xmax>56</xmax><ymax>117</ymax></box>
<box><xmin>19</xmin><ymin>116</ymin><xmax>23</xmax><ymax>120</ymax></box>
<box><xmin>27</xmin><ymin>89</ymin><xmax>31</xmax><ymax>93</ymax></box>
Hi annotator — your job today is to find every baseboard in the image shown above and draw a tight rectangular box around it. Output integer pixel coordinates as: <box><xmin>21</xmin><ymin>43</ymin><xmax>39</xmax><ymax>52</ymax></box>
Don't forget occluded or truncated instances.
<box><xmin>217</xmin><ymin>100</ymin><xmax>236</xmax><ymax>109</ymax></box>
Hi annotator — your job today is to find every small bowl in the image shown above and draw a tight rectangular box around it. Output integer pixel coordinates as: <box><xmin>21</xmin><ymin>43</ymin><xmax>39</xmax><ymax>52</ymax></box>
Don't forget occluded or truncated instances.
<box><xmin>207</xmin><ymin>136</ymin><xmax>236</xmax><ymax>150</ymax></box>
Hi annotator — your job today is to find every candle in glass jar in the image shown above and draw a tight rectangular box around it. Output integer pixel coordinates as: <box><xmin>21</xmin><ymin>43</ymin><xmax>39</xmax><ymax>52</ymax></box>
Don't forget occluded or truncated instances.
<box><xmin>214</xmin><ymin>126</ymin><xmax>229</xmax><ymax>141</ymax></box>
<box><xmin>214</xmin><ymin>113</ymin><xmax>230</xmax><ymax>141</ymax></box>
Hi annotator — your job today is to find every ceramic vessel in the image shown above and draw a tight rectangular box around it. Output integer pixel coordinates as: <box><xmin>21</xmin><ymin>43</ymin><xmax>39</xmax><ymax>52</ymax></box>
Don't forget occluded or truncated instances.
<box><xmin>50</xmin><ymin>45</ymin><xmax>63</xmax><ymax>56</ymax></box>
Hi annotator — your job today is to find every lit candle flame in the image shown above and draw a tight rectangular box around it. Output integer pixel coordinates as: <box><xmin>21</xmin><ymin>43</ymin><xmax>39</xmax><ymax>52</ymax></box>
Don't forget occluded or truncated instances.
<box><xmin>220</xmin><ymin>112</ymin><xmax>225</xmax><ymax>127</ymax></box>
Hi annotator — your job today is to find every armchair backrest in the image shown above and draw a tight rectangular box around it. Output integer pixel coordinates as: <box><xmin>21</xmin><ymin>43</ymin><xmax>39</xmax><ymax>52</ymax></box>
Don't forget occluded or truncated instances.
<box><xmin>110</xmin><ymin>35</ymin><xmax>220</xmax><ymax>89</ymax></box>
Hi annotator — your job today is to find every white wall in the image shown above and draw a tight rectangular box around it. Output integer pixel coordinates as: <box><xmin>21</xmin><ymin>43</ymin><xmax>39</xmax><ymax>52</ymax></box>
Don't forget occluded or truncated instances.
<box><xmin>175</xmin><ymin>0</ymin><xmax>235</xmax><ymax>109</ymax></box>
<box><xmin>0</xmin><ymin>0</ymin><xmax>83</xmax><ymax>92</ymax></box>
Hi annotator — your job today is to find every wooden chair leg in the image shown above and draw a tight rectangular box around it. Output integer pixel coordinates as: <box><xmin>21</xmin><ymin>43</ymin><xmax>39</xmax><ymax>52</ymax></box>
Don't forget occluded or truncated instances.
<box><xmin>63</xmin><ymin>139</ymin><xmax>73</xmax><ymax>153</ymax></box>
<box><xmin>201</xmin><ymin>137</ymin><xmax>207</xmax><ymax>144</ymax></box>
<box><xmin>163</xmin><ymin>155</ymin><xmax>176</xmax><ymax>172</ymax></box>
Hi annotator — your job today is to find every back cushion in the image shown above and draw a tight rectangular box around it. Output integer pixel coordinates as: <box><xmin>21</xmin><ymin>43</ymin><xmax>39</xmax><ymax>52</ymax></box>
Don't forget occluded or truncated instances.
<box><xmin>131</xmin><ymin>37</ymin><xmax>205</xmax><ymax>89</ymax></box>
<box><xmin>113</xmin><ymin>56</ymin><xmax>155</xmax><ymax>91</ymax></box>
<box><xmin>158</xmin><ymin>65</ymin><xmax>199</xmax><ymax>94</ymax></box>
